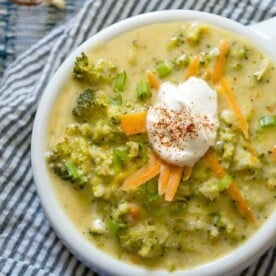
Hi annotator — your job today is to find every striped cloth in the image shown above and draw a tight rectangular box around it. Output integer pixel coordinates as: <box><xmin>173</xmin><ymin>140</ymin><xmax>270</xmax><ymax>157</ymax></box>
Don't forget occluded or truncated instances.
<box><xmin>0</xmin><ymin>0</ymin><xmax>84</xmax><ymax>77</ymax></box>
<box><xmin>0</xmin><ymin>0</ymin><xmax>275</xmax><ymax>275</ymax></box>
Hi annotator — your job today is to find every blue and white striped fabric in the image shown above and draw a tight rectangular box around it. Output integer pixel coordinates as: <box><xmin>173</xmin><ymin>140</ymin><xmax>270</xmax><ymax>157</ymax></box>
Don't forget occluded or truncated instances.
<box><xmin>0</xmin><ymin>0</ymin><xmax>275</xmax><ymax>275</ymax></box>
<box><xmin>0</xmin><ymin>0</ymin><xmax>85</xmax><ymax>77</ymax></box>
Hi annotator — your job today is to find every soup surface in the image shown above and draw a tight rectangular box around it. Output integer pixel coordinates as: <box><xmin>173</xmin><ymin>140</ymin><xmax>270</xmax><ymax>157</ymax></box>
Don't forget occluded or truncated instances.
<box><xmin>46</xmin><ymin>22</ymin><xmax>276</xmax><ymax>271</ymax></box>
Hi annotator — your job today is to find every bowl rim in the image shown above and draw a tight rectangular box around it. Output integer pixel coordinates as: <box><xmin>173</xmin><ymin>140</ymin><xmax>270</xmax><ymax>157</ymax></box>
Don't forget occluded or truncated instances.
<box><xmin>31</xmin><ymin>9</ymin><xmax>276</xmax><ymax>276</ymax></box>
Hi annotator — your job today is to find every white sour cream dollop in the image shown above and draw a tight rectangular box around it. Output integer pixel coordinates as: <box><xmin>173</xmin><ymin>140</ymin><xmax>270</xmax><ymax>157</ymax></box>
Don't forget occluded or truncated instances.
<box><xmin>146</xmin><ymin>77</ymin><xmax>219</xmax><ymax>167</ymax></box>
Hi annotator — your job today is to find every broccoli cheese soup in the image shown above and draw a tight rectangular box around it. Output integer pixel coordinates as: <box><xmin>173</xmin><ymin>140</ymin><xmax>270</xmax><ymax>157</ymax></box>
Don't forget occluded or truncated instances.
<box><xmin>46</xmin><ymin>22</ymin><xmax>276</xmax><ymax>271</ymax></box>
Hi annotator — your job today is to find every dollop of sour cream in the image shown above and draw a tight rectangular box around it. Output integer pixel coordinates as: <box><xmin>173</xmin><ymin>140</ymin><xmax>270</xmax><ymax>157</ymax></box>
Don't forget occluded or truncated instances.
<box><xmin>146</xmin><ymin>77</ymin><xmax>219</xmax><ymax>167</ymax></box>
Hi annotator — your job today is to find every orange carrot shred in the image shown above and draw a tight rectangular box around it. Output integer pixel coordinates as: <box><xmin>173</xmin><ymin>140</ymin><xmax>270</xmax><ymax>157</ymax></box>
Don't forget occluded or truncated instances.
<box><xmin>203</xmin><ymin>151</ymin><xmax>255</xmax><ymax>223</ymax></box>
<box><xmin>129</xmin><ymin>205</ymin><xmax>141</xmax><ymax>222</ymax></box>
<box><xmin>203</xmin><ymin>151</ymin><xmax>225</xmax><ymax>178</ymax></box>
<box><xmin>219</xmin><ymin>78</ymin><xmax>249</xmax><ymax>139</ymax></box>
<box><xmin>120</xmin><ymin>111</ymin><xmax>147</xmax><ymax>135</ymax></box>
<box><xmin>227</xmin><ymin>183</ymin><xmax>256</xmax><ymax>223</ymax></box>
<box><xmin>158</xmin><ymin>162</ymin><xmax>171</xmax><ymax>196</ymax></box>
<box><xmin>146</xmin><ymin>71</ymin><xmax>160</xmax><ymax>90</ymax></box>
<box><xmin>203</xmin><ymin>68</ymin><xmax>213</xmax><ymax>81</ymax></box>
<box><xmin>213</xmin><ymin>40</ymin><xmax>229</xmax><ymax>83</ymax></box>
<box><xmin>182</xmin><ymin>166</ymin><xmax>193</xmax><ymax>181</ymax></box>
<box><xmin>272</xmin><ymin>145</ymin><xmax>276</xmax><ymax>161</ymax></box>
<box><xmin>122</xmin><ymin>155</ymin><xmax>161</xmax><ymax>190</ymax></box>
<box><xmin>165</xmin><ymin>166</ymin><xmax>183</xmax><ymax>201</ymax></box>
<box><xmin>185</xmin><ymin>56</ymin><xmax>199</xmax><ymax>80</ymax></box>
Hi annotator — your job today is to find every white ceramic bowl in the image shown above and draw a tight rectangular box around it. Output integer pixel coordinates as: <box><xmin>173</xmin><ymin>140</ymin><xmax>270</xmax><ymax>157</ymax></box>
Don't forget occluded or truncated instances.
<box><xmin>31</xmin><ymin>10</ymin><xmax>276</xmax><ymax>276</ymax></box>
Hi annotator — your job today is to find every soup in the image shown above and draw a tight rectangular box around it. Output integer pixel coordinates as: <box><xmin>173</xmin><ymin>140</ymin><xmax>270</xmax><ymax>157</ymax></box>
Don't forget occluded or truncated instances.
<box><xmin>46</xmin><ymin>22</ymin><xmax>276</xmax><ymax>271</ymax></box>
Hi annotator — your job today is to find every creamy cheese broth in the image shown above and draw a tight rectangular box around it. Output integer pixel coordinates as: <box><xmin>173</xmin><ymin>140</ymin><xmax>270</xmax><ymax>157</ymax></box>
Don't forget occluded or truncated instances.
<box><xmin>47</xmin><ymin>22</ymin><xmax>276</xmax><ymax>270</ymax></box>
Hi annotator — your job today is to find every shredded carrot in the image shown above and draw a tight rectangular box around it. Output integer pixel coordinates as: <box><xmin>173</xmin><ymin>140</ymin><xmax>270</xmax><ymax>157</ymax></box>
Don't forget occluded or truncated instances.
<box><xmin>182</xmin><ymin>166</ymin><xmax>193</xmax><ymax>181</ymax></box>
<box><xmin>122</xmin><ymin>155</ymin><xmax>161</xmax><ymax>190</ymax></box>
<box><xmin>203</xmin><ymin>151</ymin><xmax>255</xmax><ymax>223</ymax></box>
<box><xmin>213</xmin><ymin>40</ymin><xmax>229</xmax><ymax>83</ymax></box>
<box><xmin>219</xmin><ymin>78</ymin><xmax>249</xmax><ymax>139</ymax></box>
<box><xmin>203</xmin><ymin>151</ymin><xmax>225</xmax><ymax>178</ymax></box>
<box><xmin>120</xmin><ymin>111</ymin><xmax>147</xmax><ymax>135</ymax></box>
<box><xmin>185</xmin><ymin>56</ymin><xmax>199</xmax><ymax>80</ymax></box>
<box><xmin>203</xmin><ymin>68</ymin><xmax>213</xmax><ymax>81</ymax></box>
<box><xmin>158</xmin><ymin>162</ymin><xmax>171</xmax><ymax>196</ymax></box>
<box><xmin>272</xmin><ymin>145</ymin><xmax>276</xmax><ymax>161</ymax></box>
<box><xmin>129</xmin><ymin>205</ymin><xmax>141</xmax><ymax>222</ymax></box>
<box><xmin>165</xmin><ymin>166</ymin><xmax>183</xmax><ymax>201</ymax></box>
<box><xmin>146</xmin><ymin>71</ymin><xmax>160</xmax><ymax>90</ymax></box>
<box><xmin>227</xmin><ymin>183</ymin><xmax>256</xmax><ymax>223</ymax></box>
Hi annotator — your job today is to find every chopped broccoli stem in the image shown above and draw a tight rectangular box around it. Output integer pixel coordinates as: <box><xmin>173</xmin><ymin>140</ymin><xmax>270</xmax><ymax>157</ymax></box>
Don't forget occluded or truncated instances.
<box><xmin>112</xmin><ymin>148</ymin><xmax>129</xmax><ymax>172</ymax></box>
<box><xmin>218</xmin><ymin>174</ymin><xmax>233</xmax><ymax>191</ymax></box>
<box><xmin>105</xmin><ymin>217</ymin><xmax>125</xmax><ymax>235</ymax></box>
<box><xmin>187</xmin><ymin>23</ymin><xmax>208</xmax><ymax>45</ymax></box>
<box><xmin>253</xmin><ymin>59</ymin><xmax>270</xmax><ymax>82</ymax></box>
<box><xmin>114</xmin><ymin>71</ymin><xmax>127</xmax><ymax>92</ymax></box>
<box><xmin>156</xmin><ymin>61</ymin><xmax>172</xmax><ymax>78</ymax></box>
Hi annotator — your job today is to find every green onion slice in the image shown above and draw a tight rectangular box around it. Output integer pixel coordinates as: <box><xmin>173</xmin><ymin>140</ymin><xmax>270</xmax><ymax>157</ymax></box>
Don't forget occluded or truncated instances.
<box><xmin>137</xmin><ymin>80</ymin><xmax>151</xmax><ymax>101</ymax></box>
<box><xmin>218</xmin><ymin>174</ymin><xmax>233</xmax><ymax>191</ymax></box>
<box><xmin>260</xmin><ymin>115</ymin><xmax>276</xmax><ymax>128</ymax></box>
<box><xmin>114</xmin><ymin>71</ymin><xmax>127</xmax><ymax>92</ymax></box>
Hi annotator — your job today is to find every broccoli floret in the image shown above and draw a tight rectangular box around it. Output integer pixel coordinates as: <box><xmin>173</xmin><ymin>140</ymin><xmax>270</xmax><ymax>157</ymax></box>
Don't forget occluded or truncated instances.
<box><xmin>119</xmin><ymin>222</ymin><xmax>171</xmax><ymax>258</ymax></box>
<box><xmin>67</xmin><ymin>120</ymin><xmax>123</xmax><ymax>145</ymax></box>
<box><xmin>91</xmin><ymin>119</ymin><xmax>123</xmax><ymax>144</ymax></box>
<box><xmin>89</xmin><ymin>145</ymin><xmax>113</xmax><ymax>176</ymax></box>
<box><xmin>73</xmin><ymin>53</ymin><xmax>117</xmax><ymax>84</ymax></box>
<box><xmin>72</xmin><ymin>88</ymin><xmax>94</xmax><ymax>119</ymax></box>
<box><xmin>73</xmin><ymin>53</ymin><xmax>94</xmax><ymax>80</ymax></box>
<box><xmin>48</xmin><ymin>158</ymin><xmax>88</xmax><ymax>189</ymax></box>
<box><xmin>72</xmin><ymin>89</ymin><xmax>108</xmax><ymax>122</ymax></box>
<box><xmin>47</xmin><ymin>137</ymin><xmax>90</xmax><ymax>188</ymax></box>
<box><xmin>63</xmin><ymin>160</ymin><xmax>88</xmax><ymax>188</ymax></box>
